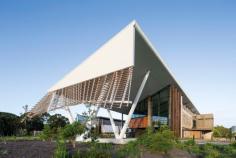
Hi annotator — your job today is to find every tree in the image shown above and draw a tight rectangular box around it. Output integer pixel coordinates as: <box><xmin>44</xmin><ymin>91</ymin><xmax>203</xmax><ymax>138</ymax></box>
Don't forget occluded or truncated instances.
<box><xmin>47</xmin><ymin>114</ymin><xmax>69</xmax><ymax>129</ymax></box>
<box><xmin>61</xmin><ymin>121</ymin><xmax>85</xmax><ymax>148</ymax></box>
<box><xmin>19</xmin><ymin>113</ymin><xmax>44</xmax><ymax>135</ymax></box>
<box><xmin>41</xmin><ymin>112</ymin><xmax>51</xmax><ymax>124</ymax></box>
<box><xmin>22</xmin><ymin>105</ymin><xmax>28</xmax><ymax>113</ymax></box>
<box><xmin>26</xmin><ymin>116</ymin><xmax>44</xmax><ymax>134</ymax></box>
<box><xmin>213</xmin><ymin>125</ymin><xmax>230</xmax><ymax>138</ymax></box>
<box><xmin>82</xmin><ymin>105</ymin><xmax>99</xmax><ymax>141</ymax></box>
<box><xmin>0</xmin><ymin>112</ymin><xmax>20</xmax><ymax>136</ymax></box>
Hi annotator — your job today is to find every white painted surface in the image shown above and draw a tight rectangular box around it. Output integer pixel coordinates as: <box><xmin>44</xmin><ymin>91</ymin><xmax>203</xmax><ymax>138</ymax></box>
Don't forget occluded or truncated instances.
<box><xmin>119</xmin><ymin>71</ymin><xmax>150</xmax><ymax>139</ymax></box>
<box><xmin>48</xmin><ymin>21</ymin><xmax>135</xmax><ymax>92</ymax></box>
<box><xmin>101</xmin><ymin>125</ymin><xmax>120</xmax><ymax>133</ymax></box>
<box><xmin>107</xmin><ymin>109</ymin><xmax>119</xmax><ymax>138</ymax></box>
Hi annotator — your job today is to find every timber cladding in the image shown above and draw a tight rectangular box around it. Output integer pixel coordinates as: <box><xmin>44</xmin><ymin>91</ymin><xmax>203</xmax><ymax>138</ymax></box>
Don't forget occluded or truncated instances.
<box><xmin>170</xmin><ymin>85</ymin><xmax>182</xmax><ymax>137</ymax></box>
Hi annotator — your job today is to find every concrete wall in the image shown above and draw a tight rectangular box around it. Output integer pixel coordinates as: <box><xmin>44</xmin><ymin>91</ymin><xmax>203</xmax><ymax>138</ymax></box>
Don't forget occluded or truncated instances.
<box><xmin>183</xmin><ymin>131</ymin><xmax>201</xmax><ymax>139</ymax></box>
<box><xmin>182</xmin><ymin>106</ymin><xmax>194</xmax><ymax>129</ymax></box>
<box><xmin>195</xmin><ymin>114</ymin><xmax>214</xmax><ymax>130</ymax></box>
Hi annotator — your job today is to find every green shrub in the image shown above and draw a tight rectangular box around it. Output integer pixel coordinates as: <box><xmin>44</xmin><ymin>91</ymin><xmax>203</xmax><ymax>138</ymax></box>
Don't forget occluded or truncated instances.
<box><xmin>149</xmin><ymin>129</ymin><xmax>175</xmax><ymax>153</ymax></box>
<box><xmin>230</xmin><ymin>142</ymin><xmax>236</xmax><ymax>148</ymax></box>
<box><xmin>88</xmin><ymin>126</ymin><xmax>99</xmax><ymax>142</ymax></box>
<box><xmin>201</xmin><ymin>143</ymin><xmax>220</xmax><ymax>158</ymax></box>
<box><xmin>61</xmin><ymin>121</ymin><xmax>85</xmax><ymax>148</ymax></box>
<box><xmin>137</xmin><ymin>127</ymin><xmax>175</xmax><ymax>154</ymax></box>
<box><xmin>118</xmin><ymin>127</ymin><xmax>175</xmax><ymax>157</ymax></box>
<box><xmin>179</xmin><ymin>139</ymin><xmax>201</xmax><ymax>155</ymax></box>
<box><xmin>217</xmin><ymin>143</ymin><xmax>236</xmax><ymax>158</ymax></box>
<box><xmin>39</xmin><ymin>124</ymin><xmax>59</xmax><ymax>141</ymax></box>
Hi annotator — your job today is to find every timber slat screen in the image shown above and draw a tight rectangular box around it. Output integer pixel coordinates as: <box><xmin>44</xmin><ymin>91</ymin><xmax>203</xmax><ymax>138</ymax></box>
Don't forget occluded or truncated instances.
<box><xmin>170</xmin><ymin>85</ymin><xmax>182</xmax><ymax>137</ymax></box>
<box><xmin>29</xmin><ymin>67</ymin><xmax>133</xmax><ymax>117</ymax></box>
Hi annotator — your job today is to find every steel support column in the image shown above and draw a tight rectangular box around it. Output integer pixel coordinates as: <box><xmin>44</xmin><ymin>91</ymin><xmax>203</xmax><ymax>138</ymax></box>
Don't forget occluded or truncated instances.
<box><xmin>118</xmin><ymin>71</ymin><xmax>150</xmax><ymax>139</ymax></box>
<box><xmin>107</xmin><ymin>109</ymin><xmax>119</xmax><ymax>139</ymax></box>
<box><xmin>64</xmin><ymin>106</ymin><xmax>75</xmax><ymax>124</ymax></box>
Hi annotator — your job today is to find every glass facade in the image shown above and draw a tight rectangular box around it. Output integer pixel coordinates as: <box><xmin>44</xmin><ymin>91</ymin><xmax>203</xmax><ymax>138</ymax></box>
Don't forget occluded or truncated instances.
<box><xmin>134</xmin><ymin>86</ymin><xmax>170</xmax><ymax>126</ymax></box>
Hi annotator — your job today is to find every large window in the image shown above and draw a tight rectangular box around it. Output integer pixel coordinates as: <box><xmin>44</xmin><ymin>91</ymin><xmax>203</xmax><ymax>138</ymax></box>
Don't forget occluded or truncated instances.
<box><xmin>152</xmin><ymin>86</ymin><xmax>169</xmax><ymax>117</ymax></box>
<box><xmin>134</xmin><ymin>86</ymin><xmax>170</xmax><ymax>125</ymax></box>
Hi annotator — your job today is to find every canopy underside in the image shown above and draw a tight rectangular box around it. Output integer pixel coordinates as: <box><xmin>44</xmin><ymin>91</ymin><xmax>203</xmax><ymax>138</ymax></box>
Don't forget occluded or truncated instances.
<box><xmin>29</xmin><ymin>67</ymin><xmax>133</xmax><ymax>117</ymax></box>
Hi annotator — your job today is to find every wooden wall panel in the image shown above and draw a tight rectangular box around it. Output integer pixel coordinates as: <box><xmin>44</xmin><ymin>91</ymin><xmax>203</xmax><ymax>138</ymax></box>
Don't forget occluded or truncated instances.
<box><xmin>129</xmin><ymin>117</ymin><xmax>148</xmax><ymax>128</ymax></box>
<box><xmin>170</xmin><ymin>85</ymin><xmax>182</xmax><ymax>137</ymax></box>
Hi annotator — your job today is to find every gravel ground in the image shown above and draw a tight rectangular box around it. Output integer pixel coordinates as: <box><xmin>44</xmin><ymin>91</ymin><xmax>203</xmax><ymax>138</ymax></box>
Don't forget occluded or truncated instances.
<box><xmin>0</xmin><ymin>141</ymin><xmax>196</xmax><ymax>158</ymax></box>
<box><xmin>0</xmin><ymin>141</ymin><xmax>56</xmax><ymax>158</ymax></box>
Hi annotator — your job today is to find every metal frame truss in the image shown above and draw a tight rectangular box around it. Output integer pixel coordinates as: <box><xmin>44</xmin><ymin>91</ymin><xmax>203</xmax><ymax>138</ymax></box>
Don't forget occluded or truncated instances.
<box><xmin>29</xmin><ymin>67</ymin><xmax>133</xmax><ymax>117</ymax></box>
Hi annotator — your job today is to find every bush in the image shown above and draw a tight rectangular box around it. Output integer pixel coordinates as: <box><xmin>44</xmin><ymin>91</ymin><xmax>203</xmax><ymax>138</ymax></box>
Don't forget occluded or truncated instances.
<box><xmin>137</xmin><ymin>127</ymin><xmax>175</xmax><ymax>154</ymax></box>
<box><xmin>118</xmin><ymin>127</ymin><xmax>175</xmax><ymax>157</ymax></box>
<box><xmin>61</xmin><ymin>121</ymin><xmax>85</xmax><ymax>148</ymax></box>
<box><xmin>178</xmin><ymin>139</ymin><xmax>201</xmax><ymax>155</ymax></box>
<box><xmin>88</xmin><ymin>126</ymin><xmax>99</xmax><ymax>142</ymax></box>
<box><xmin>200</xmin><ymin>143</ymin><xmax>220</xmax><ymax>158</ymax></box>
<box><xmin>39</xmin><ymin>125</ymin><xmax>55</xmax><ymax>141</ymax></box>
<box><xmin>150</xmin><ymin>129</ymin><xmax>175</xmax><ymax>153</ymax></box>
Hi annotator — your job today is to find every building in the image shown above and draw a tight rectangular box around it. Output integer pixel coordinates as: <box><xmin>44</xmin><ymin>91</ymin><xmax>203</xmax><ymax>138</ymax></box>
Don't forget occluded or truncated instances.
<box><xmin>231</xmin><ymin>126</ymin><xmax>236</xmax><ymax>141</ymax></box>
<box><xmin>76</xmin><ymin>114</ymin><xmax>124</xmax><ymax>136</ymax></box>
<box><xmin>29</xmin><ymin>20</ymin><xmax>213</xmax><ymax>140</ymax></box>
<box><xmin>231</xmin><ymin>126</ymin><xmax>236</xmax><ymax>133</ymax></box>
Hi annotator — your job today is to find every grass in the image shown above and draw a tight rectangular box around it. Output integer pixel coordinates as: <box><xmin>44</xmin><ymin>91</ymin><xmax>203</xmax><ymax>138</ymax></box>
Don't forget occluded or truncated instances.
<box><xmin>0</xmin><ymin>136</ymin><xmax>41</xmax><ymax>141</ymax></box>
<box><xmin>53</xmin><ymin>141</ymin><xmax>113</xmax><ymax>158</ymax></box>
<box><xmin>53</xmin><ymin>140</ymin><xmax>68</xmax><ymax>158</ymax></box>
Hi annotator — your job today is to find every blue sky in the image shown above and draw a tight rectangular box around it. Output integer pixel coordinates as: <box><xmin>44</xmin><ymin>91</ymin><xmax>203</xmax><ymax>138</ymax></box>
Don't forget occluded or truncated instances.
<box><xmin>0</xmin><ymin>0</ymin><xmax>235</xmax><ymax>127</ymax></box>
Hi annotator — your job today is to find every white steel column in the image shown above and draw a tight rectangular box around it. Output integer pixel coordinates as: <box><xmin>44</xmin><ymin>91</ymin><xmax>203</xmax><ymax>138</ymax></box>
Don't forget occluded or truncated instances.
<box><xmin>94</xmin><ymin>106</ymin><xmax>100</xmax><ymax>117</ymax></box>
<box><xmin>107</xmin><ymin>109</ymin><xmax>119</xmax><ymax>139</ymax></box>
<box><xmin>119</xmin><ymin>71</ymin><xmax>150</xmax><ymax>139</ymax></box>
<box><xmin>64</xmin><ymin>106</ymin><xmax>75</xmax><ymax>124</ymax></box>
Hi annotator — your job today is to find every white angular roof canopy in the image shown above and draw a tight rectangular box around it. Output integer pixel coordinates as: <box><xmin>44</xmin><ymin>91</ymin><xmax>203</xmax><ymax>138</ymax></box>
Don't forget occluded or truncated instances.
<box><xmin>49</xmin><ymin>21</ymin><xmax>136</xmax><ymax>92</ymax></box>
<box><xmin>46</xmin><ymin>20</ymin><xmax>199</xmax><ymax>114</ymax></box>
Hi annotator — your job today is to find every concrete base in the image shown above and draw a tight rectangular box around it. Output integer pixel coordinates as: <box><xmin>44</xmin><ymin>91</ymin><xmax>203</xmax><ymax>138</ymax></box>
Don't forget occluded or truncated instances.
<box><xmin>76</xmin><ymin>136</ymin><xmax>136</xmax><ymax>144</ymax></box>
<box><xmin>97</xmin><ymin>138</ymin><xmax>136</xmax><ymax>144</ymax></box>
